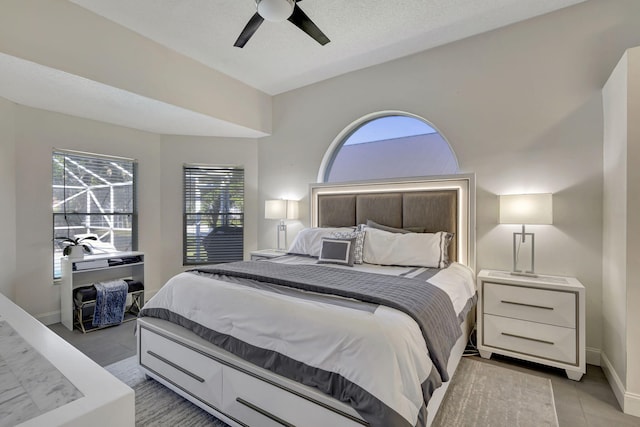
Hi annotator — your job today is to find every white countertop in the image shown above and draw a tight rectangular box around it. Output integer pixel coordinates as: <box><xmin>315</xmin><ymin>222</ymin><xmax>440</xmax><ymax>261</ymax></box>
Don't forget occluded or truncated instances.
<box><xmin>0</xmin><ymin>293</ymin><xmax>134</xmax><ymax>427</ymax></box>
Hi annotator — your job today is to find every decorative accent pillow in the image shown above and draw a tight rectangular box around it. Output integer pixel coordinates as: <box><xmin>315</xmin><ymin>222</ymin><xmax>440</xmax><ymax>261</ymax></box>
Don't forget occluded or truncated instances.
<box><xmin>440</xmin><ymin>232</ymin><xmax>454</xmax><ymax>267</ymax></box>
<box><xmin>317</xmin><ymin>237</ymin><xmax>356</xmax><ymax>267</ymax></box>
<box><xmin>362</xmin><ymin>227</ymin><xmax>453</xmax><ymax>268</ymax></box>
<box><xmin>366</xmin><ymin>219</ymin><xmax>426</xmax><ymax>234</ymax></box>
<box><xmin>331</xmin><ymin>230</ymin><xmax>365</xmax><ymax>264</ymax></box>
<box><xmin>288</xmin><ymin>227</ymin><xmax>356</xmax><ymax>257</ymax></box>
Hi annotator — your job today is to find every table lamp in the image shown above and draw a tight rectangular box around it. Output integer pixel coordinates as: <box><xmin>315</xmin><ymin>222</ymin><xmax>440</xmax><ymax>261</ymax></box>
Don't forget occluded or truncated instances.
<box><xmin>265</xmin><ymin>199</ymin><xmax>299</xmax><ymax>251</ymax></box>
<box><xmin>499</xmin><ymin>193</ymin><xmax>553</xmax><ymax>276</ymax></box>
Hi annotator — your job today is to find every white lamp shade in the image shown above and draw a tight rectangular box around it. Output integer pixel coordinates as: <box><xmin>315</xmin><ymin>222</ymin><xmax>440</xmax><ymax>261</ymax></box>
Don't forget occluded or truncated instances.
<box><xmin>265</xmin><ymin>199</ymin><xmax>287</xmax><ymax>219</ymax></box>
<box><xmin>257</xmin><ymin>0</ymin><xmax>295</xmax><ymax>22</ymax></box>
<box><xmin>286</xmin><ymin>200</ymin><xmax>299</xmax><ymax>220</ymax></box>
<box><xmin>499</xmin><ymin>193</ymin><xmax>553</xmax><ymax>225</ymax></box>
<box><xmin>265</xmin><ymin>199</ymin><xmax>299</xmax><ymax>220</ymax></box>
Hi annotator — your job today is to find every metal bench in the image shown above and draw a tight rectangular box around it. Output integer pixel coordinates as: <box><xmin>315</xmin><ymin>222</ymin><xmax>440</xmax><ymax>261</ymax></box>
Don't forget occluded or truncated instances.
<box><xmin>72</xmin><ymin>280</ymin><xmax>144</xmax><ymax>333</ymax></box>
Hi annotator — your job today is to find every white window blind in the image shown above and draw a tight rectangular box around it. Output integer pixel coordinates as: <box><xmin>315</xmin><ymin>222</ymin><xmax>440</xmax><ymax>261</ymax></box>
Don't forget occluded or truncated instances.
<box><xmin>52</xmin><ymin>150</ymin><xmax>137</xmax><ymax>278</ymax></box>
<box><xmin>184</xmin><ymin>165</ymin><xmax>244</xmax><ymax>265</ymax></box>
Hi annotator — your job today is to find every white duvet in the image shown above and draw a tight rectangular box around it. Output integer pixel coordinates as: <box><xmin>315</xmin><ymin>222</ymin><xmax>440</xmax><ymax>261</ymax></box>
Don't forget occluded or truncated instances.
<box><xmin>143</xmin><ymin>259</ymin><xmax>475</xmax><ymax>426</ymax></box>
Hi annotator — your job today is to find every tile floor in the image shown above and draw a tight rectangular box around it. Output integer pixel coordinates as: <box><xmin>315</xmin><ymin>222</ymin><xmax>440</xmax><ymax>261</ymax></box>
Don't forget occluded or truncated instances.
<box><xmin>470</xmin><ymin>355</ymin><xmax>640</xmax><ymax>427</ymax></box>
<box><xmin>49</xmin><ymin>321</ymin><xmax>640</xmax><ymax>427</ymax></box>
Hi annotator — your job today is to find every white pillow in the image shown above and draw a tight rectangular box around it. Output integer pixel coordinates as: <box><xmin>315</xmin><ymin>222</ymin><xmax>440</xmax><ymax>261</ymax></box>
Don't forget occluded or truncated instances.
<box><xmin>288</xmin><ymin>227</ymin><xmax>356</xmax><ymax>257</ymax></box>
<box><xmin>362</xmin><ymin>227</ymin><xmax>452</xmax><ymax>268</ymax></box>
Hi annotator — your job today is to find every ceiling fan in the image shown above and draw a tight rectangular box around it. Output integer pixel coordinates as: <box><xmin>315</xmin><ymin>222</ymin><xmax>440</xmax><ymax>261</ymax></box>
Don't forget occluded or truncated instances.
<box><xmin>234</xmin><ymin>0</ymin><xmax>330</xmax><ymax>48</ymax></box>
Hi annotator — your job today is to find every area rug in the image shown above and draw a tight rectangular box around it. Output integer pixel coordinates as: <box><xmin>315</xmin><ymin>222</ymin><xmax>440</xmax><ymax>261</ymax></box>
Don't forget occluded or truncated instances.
<box><xmin>432</xmin><ymin>358</ymin><xmax>559</xmax><ymax>427</ymax></box>
<box><xmin>104</xmin><ymin>356</ymin><xmax>229</xmax><ymax>427</ymax></box>
<box><xmin>106</xmin><ymin>356</ymin><xmax>558</xmax><ymax>427</ymax></box>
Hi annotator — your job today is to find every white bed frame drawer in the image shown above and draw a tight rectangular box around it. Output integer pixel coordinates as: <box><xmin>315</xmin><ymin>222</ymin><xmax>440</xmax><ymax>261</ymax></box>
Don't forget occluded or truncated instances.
<box><xmin>483</xmin><ymin>282</ymin><xmax>576</xmax><ymax>328</ymax></box>
<box><xmin>483</xmin><ymin>314</ymin><xmax>577</xmax><ymax>364</ymax></box>
<box><xmin>140</xmin><ymin>328</ymin><xmax>223</xmax><ymax>408</ymax></box>
<box><xmin>222</xmin><ymin>366</ymin><xmax>365</xmax><ymax>427</ymax></box>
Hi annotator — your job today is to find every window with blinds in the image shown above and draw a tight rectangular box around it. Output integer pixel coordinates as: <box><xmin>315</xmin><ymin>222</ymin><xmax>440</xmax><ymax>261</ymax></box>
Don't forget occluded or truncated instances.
<box><xmin>184</xmin><ymin>165</ymin><xmax>244</xmax><ymax>265</ymax></box>
<box><xmin>52</xmin><ymin>150</ymin><xmax>137</xmax><ymax>279</ymax></box>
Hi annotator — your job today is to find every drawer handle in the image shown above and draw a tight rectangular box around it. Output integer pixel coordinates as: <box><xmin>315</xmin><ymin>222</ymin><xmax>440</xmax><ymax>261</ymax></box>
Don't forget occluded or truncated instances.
<box><xmin>501</xmin><ymin>300</ymin><xmax>554</xmax><ymax>310</ymax></box>
<box><xmin>236</xmin><ymin>397</ymin><xmax>296</xmax><ymax>427</ymax></box>
<box><xmin>147</xmin><ymin>350</ymin><xmax>205</xmax><ymax>383</ymax></box>
<box><xmin>501</xmin><ymin>332</ymin><xmax>554</xmax><ymax>346</ymax></box>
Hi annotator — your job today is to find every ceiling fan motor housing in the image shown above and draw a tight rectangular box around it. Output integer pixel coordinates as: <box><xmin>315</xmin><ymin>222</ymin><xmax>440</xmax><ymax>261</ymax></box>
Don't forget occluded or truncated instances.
<box><xmin>256</xmin><ymin>0</ymin><xmax>295</xmax><ymax>22</ymax></box>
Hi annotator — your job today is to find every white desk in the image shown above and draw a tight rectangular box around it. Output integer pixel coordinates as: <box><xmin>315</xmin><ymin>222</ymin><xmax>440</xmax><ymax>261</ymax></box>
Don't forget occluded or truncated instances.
<box><xmin>0</xmin><ymin>293</ymin><xmax>134</xmax><ymax>426</ymax></box>
<box><xmin>60</xmin><ymin>252</ymin><xmax>144</xmax><ymax>331</ymax></box>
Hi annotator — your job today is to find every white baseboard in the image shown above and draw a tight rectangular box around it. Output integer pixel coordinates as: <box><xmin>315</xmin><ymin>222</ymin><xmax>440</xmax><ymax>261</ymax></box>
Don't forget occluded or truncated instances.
<box><xmin>36</xmin><ymin>310</ymin><xmax>61</xmax><ymax>326</ymax></box>
<box><xmin>601</xmin><ymin>352</ymin><xmax>626</xmax><ymax>410</ymax></box>
<box><xmin>601</xmin><ymin>351</ymin><xmax>640</xmax><ymax>417</ymax></box>
<box><xmin>625</xmin><ymin>391</ymin><xmax>640</xmax><ymax>418</ymax></box>
<box><xmin>586</xmin><ymin>347</ymin><xmax>601</xmax><ymax>366</ymax></box>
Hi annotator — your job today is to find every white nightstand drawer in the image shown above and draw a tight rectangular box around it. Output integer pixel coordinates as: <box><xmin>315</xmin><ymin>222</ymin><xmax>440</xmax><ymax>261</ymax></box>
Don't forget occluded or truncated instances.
<box><xmin>483</xmin><ymin>314</ymin><xmax>577</xmax><ymax>364</ymax></box>
<box><xmin>484</xmin><ymin>282</ymin><xmax>576</xmax><ymax>328</ymax></box>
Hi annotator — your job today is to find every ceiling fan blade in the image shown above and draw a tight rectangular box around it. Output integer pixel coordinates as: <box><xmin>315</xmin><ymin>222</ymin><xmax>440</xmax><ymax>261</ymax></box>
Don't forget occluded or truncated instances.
<box><xmin>234</xmin><ymin>13</ymin><xmax>264</xmax><ymax>48</ymax></box>
<box><xmin>287</xmin><ymin>4</ymin><xmax>330</xmax><ymax>46</ymax></box>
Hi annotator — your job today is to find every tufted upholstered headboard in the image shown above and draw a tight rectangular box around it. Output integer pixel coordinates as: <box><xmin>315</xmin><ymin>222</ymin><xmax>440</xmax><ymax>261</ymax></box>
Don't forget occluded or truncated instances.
<box><xmin>309</xmin><ymin>175</ymin><xmax>476</xmax><ymax>270</ymax></box>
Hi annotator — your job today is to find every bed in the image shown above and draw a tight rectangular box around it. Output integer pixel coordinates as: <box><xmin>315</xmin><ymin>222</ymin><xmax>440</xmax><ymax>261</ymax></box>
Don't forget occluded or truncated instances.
<box><xmin>137</xmin><ymin>174</ymin><xmax>476</xmax><ymax>427</ymax></box>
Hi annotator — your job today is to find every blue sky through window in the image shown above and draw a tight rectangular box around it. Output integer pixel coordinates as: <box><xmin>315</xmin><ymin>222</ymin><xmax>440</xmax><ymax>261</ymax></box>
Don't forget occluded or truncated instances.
<box><xmin>344</xmin><ymin>115</ymin><xmax>436</xmax><ymax>145</ymax></box>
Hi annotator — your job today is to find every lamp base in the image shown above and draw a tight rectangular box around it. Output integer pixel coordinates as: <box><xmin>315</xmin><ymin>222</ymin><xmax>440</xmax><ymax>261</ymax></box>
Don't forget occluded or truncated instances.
<box><xmin>276</xmin><ymin>221</ymin><xmax>287</xmax><ymax>252</ymax></box>
<box><xmin>512</xmin><ymin>230</ymin><xmax>536</xmax><ymax>275</ymax></box>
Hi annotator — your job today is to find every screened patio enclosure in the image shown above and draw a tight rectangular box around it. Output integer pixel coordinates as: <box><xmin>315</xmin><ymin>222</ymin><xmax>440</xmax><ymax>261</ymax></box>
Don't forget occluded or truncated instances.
<box><xmin>52</xmin><ymin>151</ymin><xmax>136</xmax><ymax>278</ymax></box>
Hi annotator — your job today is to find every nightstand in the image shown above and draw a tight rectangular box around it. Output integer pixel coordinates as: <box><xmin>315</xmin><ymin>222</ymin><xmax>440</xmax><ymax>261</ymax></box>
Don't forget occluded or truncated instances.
<box><xmin>477</xmin><ymin>269</ymin><xmax>585</xmax><ymax>381</ymax></box>
<box><xmin>250</xmin><ymin>249</ymin><xmax>287</xmax><ymax>261</ymax></box>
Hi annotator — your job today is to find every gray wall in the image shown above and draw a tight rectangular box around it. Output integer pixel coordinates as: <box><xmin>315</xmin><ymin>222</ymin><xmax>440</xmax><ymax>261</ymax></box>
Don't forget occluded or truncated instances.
<box><xmin>603</xmin><ymin>45</ymin><xmax>640</xmax><ymax>413</ymax></box>
<box><xmin>602</xmin><ymin>47</ymin><xmax>629</xmax><ymax>400</ymax></box>
<box><xmin>626</xmin><ymin>47</ymin><xmax>640</xmax><ymax>408</ymax></box>
<box><xmin>257</xmin><ymin>0</ymin><xmax>640</xmax><ymax>361</ymax></box>
<box><xmin>1</xmin><ymin>103</ymin><xmax>258</xmax><ymax>323</ymax></box>
<box><xmin>0</xmin><ymin>97</ymin><xmax>16</xmax><ymax>300</ymax></box>
<box><xmin>13</xmin><ymin>105</ymin><xmax>162</xmax><ymax>321</ymax></box>
<box><xmin>159</xmin><ymin>135</ymin><xmax>259</xmax><ymax>282</ymax></box>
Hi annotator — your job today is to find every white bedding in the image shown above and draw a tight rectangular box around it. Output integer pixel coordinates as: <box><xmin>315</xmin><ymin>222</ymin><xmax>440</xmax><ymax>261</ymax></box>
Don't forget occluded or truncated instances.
<box><xmin>142</xmin><ymin>258</ymin><xmax>475</xmax><ymax>426</ymax></box>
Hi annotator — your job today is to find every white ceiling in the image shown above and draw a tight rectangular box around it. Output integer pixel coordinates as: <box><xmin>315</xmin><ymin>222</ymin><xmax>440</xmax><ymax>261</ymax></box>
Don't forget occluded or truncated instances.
<box><xmin>3</xmin><ymin>0</ymin><xmax>587</xmax><ymax>137</ymax></box>
<box><xmin>70</xmin><ymin>0</ymin><xmax>586</xmax><ymax>95</ymax></box>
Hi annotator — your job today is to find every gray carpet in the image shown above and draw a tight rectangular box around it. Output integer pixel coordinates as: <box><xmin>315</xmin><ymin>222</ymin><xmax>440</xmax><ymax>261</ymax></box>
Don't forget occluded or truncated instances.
<box><xmin>106</xmin><ymin>356</ymin><xmax>558</xmax><ymax>427</ymax></box>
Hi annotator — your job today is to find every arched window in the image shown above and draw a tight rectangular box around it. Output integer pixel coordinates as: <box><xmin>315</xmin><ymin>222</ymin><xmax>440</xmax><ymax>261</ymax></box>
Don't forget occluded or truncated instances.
<box><xmin>320</xmin><ymin>113</ymin><xmax>458</xmax><ymax>183</ymax></box>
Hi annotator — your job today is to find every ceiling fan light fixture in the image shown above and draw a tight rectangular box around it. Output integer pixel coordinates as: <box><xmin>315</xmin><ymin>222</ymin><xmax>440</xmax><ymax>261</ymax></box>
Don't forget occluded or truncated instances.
<box><xmin>256</xmin><ymin>0</ymin><xmax>295</xmax><ymax>22</ymax></box>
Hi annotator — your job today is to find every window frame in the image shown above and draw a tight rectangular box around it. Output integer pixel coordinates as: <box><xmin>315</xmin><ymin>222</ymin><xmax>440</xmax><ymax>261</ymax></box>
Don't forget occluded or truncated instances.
<box><xmin>183</xmin><ymin>164</ymin><xmax>245</xmax><ymax>266</ymax></box>
<box><xmin>318</xmin><ymin>111</ymin><xmax>458</xmax><ymax>183</ymax></box>
<box><xmin>52</xmin><ymin>149</ymin><xmax>138</xmax><ymax>279</ymax></box>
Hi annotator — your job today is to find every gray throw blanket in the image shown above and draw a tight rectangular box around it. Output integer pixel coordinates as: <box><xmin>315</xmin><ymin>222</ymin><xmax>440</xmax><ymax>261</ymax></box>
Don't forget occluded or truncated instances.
<box><xmin>193</xmin><ymin>261</ymin><xmax>461</xmax><ymax>382</ymax></box>
<box><xmin>92</xmin><ymin>279</ymin><xmax>128</xmax><ymax>327</ymax></box>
